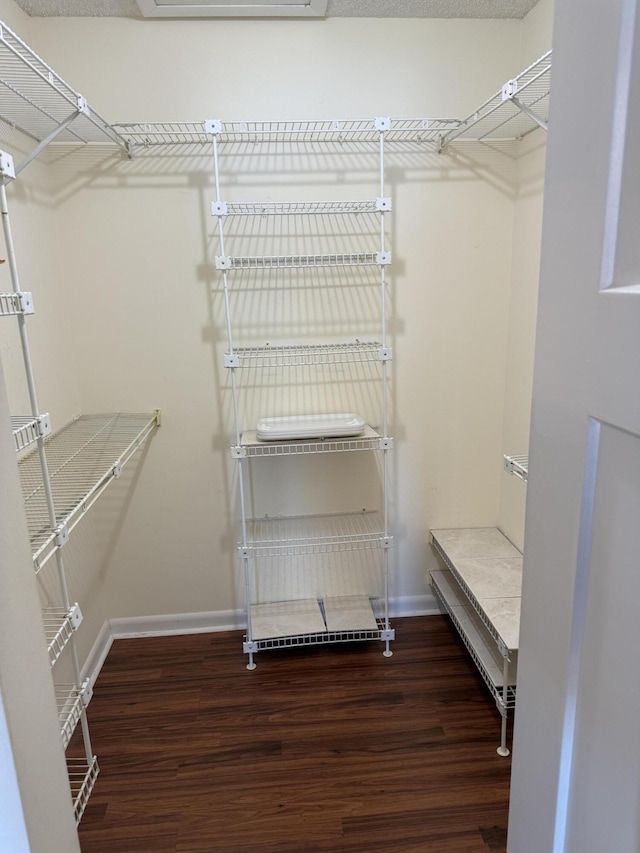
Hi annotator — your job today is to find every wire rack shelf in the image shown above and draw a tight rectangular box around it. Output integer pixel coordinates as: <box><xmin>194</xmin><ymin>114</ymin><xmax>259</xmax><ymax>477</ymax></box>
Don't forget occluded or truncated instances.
<box><xmin>67</xmin><ymin>757</ymin><xmax>99</xmax><ymax>825</ymax></box>
<box><xmin>228</xmin><ymin>341</ymin><xmax>383</xmax><ymax>368</ymax></box>
<box><xmin>55</xmin><ymin>684</ymin><xmax>84</xmax><ymax>750</ymax></box>
<box><xmin>219</xmin><ymin>252</ymin><xmax>386</xmax><ymax>270</ymax></box>
<box><xmin>43</xmin><ymin>605</ymin><xmax>82</xmax><ymax>668</ymax></box>
<box><xmin>113</xmin><ymin>117</ymin><xmax>461</xmax><ymax>148</ymax></box>
<box><xmin>430</xmin><ymin>571</ymin><xmax>517</xmax><ymax>712</ymax></box>
<box><xmin>0</xmin><ymin>19</ymin><xmax>124</xmax><ymax>149</ymax></box>
<box><xmin>237</xmin><ymin>426</ymin><xmax>385</xmax><ymax>458</ymax></box>
<box><xmin>503</xmin><ymin>454</ymin><xmax>529</xmax><ymax>482</ymax></box>
<box><xmin>220</xmin><ymin>200</ymin><xmax>381</xmax><ymax>216</ymax></box>
<box><xmin>442</xmin><ymin>51</ymin><xmax>551</xmax><ymax>145</ymax></box>
<box><xmin>249</xmin><ymin>619</ymin><xmax>389</xmax><ymax>651</ymax></box>
<box><xmin>18</xmin><ymin>412</ymin><xmax>159</xmax><ymax>572</ymax></box>
<box><xmin>242</xmin><ymin>510</ymin><xmax>389</xmax><ymax>557</ymax></box>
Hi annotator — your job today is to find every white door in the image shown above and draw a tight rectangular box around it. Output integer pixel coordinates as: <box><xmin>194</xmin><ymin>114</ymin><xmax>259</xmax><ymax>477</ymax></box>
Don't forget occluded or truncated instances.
<box><xmin>508</xmin><ymin>1</ymin><xmax>640</xmax><ymax>851</ymax></box>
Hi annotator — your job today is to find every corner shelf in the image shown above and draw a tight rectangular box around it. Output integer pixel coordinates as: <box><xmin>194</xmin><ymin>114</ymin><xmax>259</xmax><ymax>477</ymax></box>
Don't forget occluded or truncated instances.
<box><xmin>18</xmin><ymin>412</ymin><xmax>159</xmax><ymax>572</ymax></box>
<box><xmin>0</xmin><ymin>19</ymin><xmax>124</xmax><ymax>158</ymax></box>
<box><xmin>442</xmin><ymin>50</ymin><xmax>551</xmax><ymax>146</ymax></box>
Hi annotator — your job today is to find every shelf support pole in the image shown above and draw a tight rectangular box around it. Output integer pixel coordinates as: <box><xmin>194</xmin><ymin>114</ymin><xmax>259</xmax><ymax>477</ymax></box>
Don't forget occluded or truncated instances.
<box><xmin>511</xmin><ymin>97</ymin><xmax>548</xmax><ymax>132</ymax></box>
<box><xmin>14</xmin><ymin>109</ymin><xmax>82</xmax><ymax>177</ymax></box>
<box><xmin>497</xmin><ymin>656</ymin><xmax>511</xmax><ymax>757</ymax></box>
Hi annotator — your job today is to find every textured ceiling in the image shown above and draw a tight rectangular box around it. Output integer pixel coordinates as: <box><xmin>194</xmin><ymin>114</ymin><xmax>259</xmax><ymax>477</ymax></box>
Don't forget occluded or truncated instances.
<box><xmin>13</xmin><ymin>0</ymin><xmax>540</xmax><ymax>19</ymax></box>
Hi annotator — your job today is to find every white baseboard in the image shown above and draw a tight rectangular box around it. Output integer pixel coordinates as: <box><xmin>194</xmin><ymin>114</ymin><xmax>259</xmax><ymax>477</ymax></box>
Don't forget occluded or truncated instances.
<box><xmin>81</xmin><ymin>595</ymin><xmax>439</xmax><ymax>691</ymax></box>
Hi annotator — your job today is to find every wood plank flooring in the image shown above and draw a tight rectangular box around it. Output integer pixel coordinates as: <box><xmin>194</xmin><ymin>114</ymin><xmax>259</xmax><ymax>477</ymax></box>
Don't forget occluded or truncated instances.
<box><xmin>73</xmin><ymin>616</ymin><xmax>511</xmax><ymax>852</ymax></box>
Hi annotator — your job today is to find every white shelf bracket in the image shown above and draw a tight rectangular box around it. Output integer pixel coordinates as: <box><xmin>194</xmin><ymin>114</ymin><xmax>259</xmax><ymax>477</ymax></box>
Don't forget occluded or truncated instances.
<box><xmin>0</xmin><ymin>151</ymin><xmax>15</xmax><ymax>180</ymax></box>
<box><xmin>376</xmin><ymin>251</ymin><xmax>392</xmax><ymax>266</ymax></box>
<box><xmin>243</xmin><ymin>640</ymin><xmax>258</xmax><ymax>654</ymax></box>
<box><xmin>376</xmin><ymin>197</ymin><xmax>392</xmax><ymax>212</ymax></box>
<box><xmin>224</xmin><ymin>353</ymin><xmax>240</xmax><ymax>368</ymax></box>
<box><xmin>231</xmin><ymin>445</ymin><xmax>247</xmax><ymax>459</ymax></box>
<box><xmin>382</xmin><ymin>536</ymin><xmax>394</xmax><ymax>548</ymax></box>
<box><xmin>80</xmin><ymin>679</ymin><xmax>93</xmax><ymax>708</ymax></box>
<box><xmin>238</xmin><ymin>546</ymin><xmax>251</xmax><ymax>558</ymax></box>
<box><xmin>204</xmin><ymin>119</ymin><xmax>222</xmax><ymax>136</ymax></box>
<box><xmin>55</xmin><ymin>524</ymin><xmax>69</xmax><ymax>548</ymax></box>
<box><xmin>380</xmin><ymin>628</ymin><xmax>395</xmax><ymax>642</ymax></box>
<box><xmin>378</xmin><ymin>437</ymin><xmax>394</xmax><ymax>451</ymax></box>
<box><xmin>374</xmin><ymin>117</ymin><xmax>391</xmax><ymax>131</ymax></box>
<box><xmin>215</xmin><ymin>256</ymin><xmax>232</xmax><ymax>270</ymax></box>
<box><xmin>502</xmin><ymin>79</ymin><xmax>548</xmax><ymax>133</ymax></box>
<box><xmin>112</xmin><ymin>461</ymin><xmax>122</xmax><ymax>478</ymax></box>
<box><xmin>211</xmin><ymin>201</ymin><xmax>228</xmax><ymax>216</ymax></box>
<box><xmin>377</xmin><ymin>347</ymin><xmax>393</xmax><ymax>362</ymax></box>
<box><xmin>76</xmin><ymin>95</ymin><xmax>90</xmax><ymax>117</ymax></box>
<box><xmin>18</xmin><ymin>292</ymin><xmax>35</xmax><ymax>314</ymax></box>
<box><xmin>36</xmin><ymin>413</ymin><xmax>52</xmax><ymax>438</ymax></box>
<box><xmin>69</xmin><ymin>603</ymin><xmax>83</xmax><ymax>631</ymax></box>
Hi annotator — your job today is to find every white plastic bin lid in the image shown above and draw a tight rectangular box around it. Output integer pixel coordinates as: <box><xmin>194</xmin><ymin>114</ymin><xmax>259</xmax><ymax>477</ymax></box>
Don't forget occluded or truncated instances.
<box><xmin>256</xmin><ymin>413</ymin><xmax>366</xmax><ymax>441</ymax></box>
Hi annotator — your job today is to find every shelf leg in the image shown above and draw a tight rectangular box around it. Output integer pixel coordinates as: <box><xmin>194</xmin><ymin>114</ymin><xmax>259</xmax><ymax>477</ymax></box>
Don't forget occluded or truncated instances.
<box><xmin>246</xmin><ymin>651</ymin><xmax>256</xmax><ymax>671</ymax></box>
<box><xmin>497</xmin><ymin>656</ymin><xmax>511</xmax><ymax>757</ymax></box>
<box><xmin>383</xmin><ymin>638</ymin><xmax>393</xmax><ymax>658</ymax></box>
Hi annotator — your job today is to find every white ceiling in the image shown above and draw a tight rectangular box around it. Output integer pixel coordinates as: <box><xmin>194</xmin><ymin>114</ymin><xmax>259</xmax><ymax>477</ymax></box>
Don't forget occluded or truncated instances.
<box><xmin>13</xmin><ymin>0</ymin><xmax>540</xmax><ymax>19</ymax></box>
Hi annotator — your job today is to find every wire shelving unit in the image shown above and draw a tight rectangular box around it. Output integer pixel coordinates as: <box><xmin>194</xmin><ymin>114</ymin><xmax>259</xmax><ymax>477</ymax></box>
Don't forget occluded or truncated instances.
<box><xmin>209</xmin><ymin>115</ymin><xmax>396</xmax><ymax>668</ymax></box>
<box><xmin>429</xmin><ymin>528</ymin><xmax>522</xmax><ymax>756</ymax></box>
<box><xmin>0</xmin><ymin>18</ymin><xmax>158</xmax><ymax>816</ymax></box>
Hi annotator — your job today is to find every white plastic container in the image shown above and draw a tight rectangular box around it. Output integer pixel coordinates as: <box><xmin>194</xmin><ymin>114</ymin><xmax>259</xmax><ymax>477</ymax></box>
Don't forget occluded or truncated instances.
<box><xmin>256</xmin><ymin>413</ymin><xmax>366</xmax><ymax>441</ymax></box>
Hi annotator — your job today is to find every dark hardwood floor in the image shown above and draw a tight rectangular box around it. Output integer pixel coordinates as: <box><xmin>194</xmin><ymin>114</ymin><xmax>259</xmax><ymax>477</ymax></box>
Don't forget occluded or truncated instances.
<box><xmin>73</xmin><ymin>616</ymin><xmax>511</xmax><ymax>852</ymax></box>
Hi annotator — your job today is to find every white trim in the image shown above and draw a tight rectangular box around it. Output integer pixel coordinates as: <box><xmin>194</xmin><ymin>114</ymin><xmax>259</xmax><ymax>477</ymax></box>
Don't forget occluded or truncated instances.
<box><xmin>80</xmin><ymin>597</ymin><xmax>437</xmax><ymax>691</ymax></box>
<box><xmin>137</xmin><ymin>0</ymin><xmax>327</xmax><ymax>17</ymax></box>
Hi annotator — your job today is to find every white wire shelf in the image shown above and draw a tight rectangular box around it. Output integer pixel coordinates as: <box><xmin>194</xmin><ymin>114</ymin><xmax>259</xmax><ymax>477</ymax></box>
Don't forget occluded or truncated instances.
<box><xmin>0</xmin><ymin>19</ymin><xmax>124</xmax><ymax>150</ymax></box>
<box><xmin>217</xmin><ymin>252</ymin><xmax>388</xmax><ymax>270</ymax></box>
<box><xmin>442</xmin><ymin>50</ymin><xmax>551</xmax><ymax>145</ymax></box>
<box><xmin>67</xmin><ymin>757</ymin><xmax>99</xmax><ymax>825</ymax></box>
<box><xmin>113</xmin><ymin>117</ymin><xmax>461</xmax><ymax>148</ymax></box>
<box><xmin>11</xmin><ymin>413</ymin><xmax>51</xmax><ymax>452</ymax></box>
<box><xmin>55</xmin><ymin>684</ymin><xmax>85</xmax><ymax>750</ymax></box>
<box><xmin>241</xmin><ymin>511</ymin><xmax>389</xmax><ymax>557</ymax></box>
<box><xmin>227</xmin><ymin>341</ymin><xmax>384</xmax><ymax>369</ymax></box>
<box><xmin>0</xmin><ymin>291</ymin><xmax>33</xmax><ymax>316</ymax></box>
<box><xmin>43</xmin><ymin>604</ymin><xmax>82</xmax><ymax>668</ymax></box>
<box><xmin>503</xmin><ymin>454</ymin><xmax>529</xmax><ymax>482</ymax></box>
<box><xmin>219</xmin><ymin>200</ymin><xmax>383</xmax><ymax>216</ymax></box>
<box><xmin>247</xmin><ymin>597</ymin><xmax>390</xmax><ymax>650</ymax></box>
<box><xmin>18</xmin><ymin>412</ymin><xmax>159</xmax><ymax>572</ymax></box>
<box><xmin>430</xmin><ymin>570</ymin><xmax>517</xmax><ymax>712</ymax></box>
<box><xmin>236</xmin><ymin>426</ymin><xmax>387</xmax><ymax>458</ymax></box>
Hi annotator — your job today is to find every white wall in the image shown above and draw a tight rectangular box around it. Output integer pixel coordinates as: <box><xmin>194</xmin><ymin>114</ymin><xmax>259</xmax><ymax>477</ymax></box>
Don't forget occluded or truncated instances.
<box><xmin>0</xmin><ymin>6</ymin><xmax>552</xmax><ymax>672</ymax></box>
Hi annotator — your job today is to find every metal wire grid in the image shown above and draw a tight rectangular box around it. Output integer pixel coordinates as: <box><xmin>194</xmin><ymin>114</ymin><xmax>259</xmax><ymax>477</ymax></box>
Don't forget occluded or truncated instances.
<box><xmin>0</xmin><ymin>20</ymin><xmax>124</xmax><ymax>147</ymax></box>
<box><xmin>43</xmin><ymin>607</ymin><xmax>80</xmax><ymax>667</ymax></box>
<box><xmin>55</xmin><ymin>684</ymin><xmax>84</xmax><ymax>750</ymax></box>
<box><xmin>503</xmin><ymin>454</ymin><xmax>529</xmax><ymax>482</ymax></box>
<box><xmin>11</xmin><ymin>415</ymin><xmax>40</xmax><ymax>452</ymax></box>
<box><xmin>67</xmin><ymin>757</ymin><xmax>99</xmax><ymax>825</ymax></box>
<box><xmin>237</xmin><ymin>427</ymin><xmax>383</xmax><ymax>458</ymax></box>
<box><xmin>242</xmin><ymin>511</ymin><xmax>388</xmax><ymax>557</ymax></box>
<box><xmin>222</xmin><ymin>200</ymin><xmax>381</xmax><ymax>216</ymax></box>
<box><xmin>18</xmin><ymin>413</ymin><xmax>158</xmax><ymax>571</ymax></box>
<box><xmin>0</xmin><ymin>292</ymin><xmax>28</xmax><ymax>315</ymax></box>
<box><xmin>443</xmin><ymin>50</ymin><xmax>552</xmax><ymax>144</ymax></box>
<box><xmin>431</xmin><ymin>575</ymin><xmax>517</xmax><ymax>712</ymax></box>
<box><xmin>113</xmin><ymin>117</ymin><xmax>461</xmax><ymax>147</ymax></box>
<box><xmin>430</xmin><ymin>534</ymin><xmax>515</xmax><ymax>656</ymax></box>
<box><xmin>221</xmin><ymin>252</ymin><xmax>384</xmax><ymax>270</ymax></box>
<box><xmin>229</xmin><ymin>341</ymin><xmax>383</xmax><ymax>369</ymax></box>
